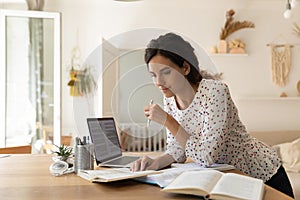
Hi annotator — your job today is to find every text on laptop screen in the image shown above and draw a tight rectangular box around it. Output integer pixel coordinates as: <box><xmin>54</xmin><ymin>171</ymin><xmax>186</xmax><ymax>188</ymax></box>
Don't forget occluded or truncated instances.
<box><xmin>87</xmin><ymin>118</ymin><xmax>122</xmax><ymax>162</ymax></box>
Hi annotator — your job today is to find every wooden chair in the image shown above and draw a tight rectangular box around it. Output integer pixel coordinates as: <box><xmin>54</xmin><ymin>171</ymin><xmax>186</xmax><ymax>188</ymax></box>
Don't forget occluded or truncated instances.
<box><xmin>0</xmin><ymin>145</ymin><xmax>32</xmax><ymax>154</ymax></box>
<box><xmin>61</xmin><ymin>136</ymin><xmax>72</xmax><ymax>146</ymax></box>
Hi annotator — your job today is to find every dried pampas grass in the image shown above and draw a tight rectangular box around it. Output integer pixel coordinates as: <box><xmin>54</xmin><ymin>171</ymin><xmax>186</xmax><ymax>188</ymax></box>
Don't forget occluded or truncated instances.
<box><xmin>293</xmin><ymin>23</ymin><xmax>300</xmax><ymax>39</ymax></box>
<box><xmin>219</xmin><ymin>9</ymin><xmax>255</xmax><ymax>40</ymax></box>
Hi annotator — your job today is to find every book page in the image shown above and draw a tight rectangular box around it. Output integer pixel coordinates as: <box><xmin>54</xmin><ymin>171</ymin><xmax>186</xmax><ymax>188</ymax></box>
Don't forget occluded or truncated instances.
<box><xmin>79</xmin><ymin>168</ymin><xmax>159</xmax><ymax>182</ymax></box>
<box><xmin>210</xmin><ymin>173</ymin><xmax>264</xmax><ymax>200</ymax></box>
<box><xmin>171</xmin><ymin>162</ymin><xmax>235</xmax><ymax>171</ymax></box>
<box><xmin>136</xmin><ymin>163</ymin><xmax>234</xmax><ymax>188</ymax></box>
<box><xmin>162</xmin><ymin>170</ymin><xmax>223</xmax><ymax>195</ymax></box>
<box><xmin>135</xmin><ymin>167</ymin><xmax>189</xmax><ymax>188</ymax></box>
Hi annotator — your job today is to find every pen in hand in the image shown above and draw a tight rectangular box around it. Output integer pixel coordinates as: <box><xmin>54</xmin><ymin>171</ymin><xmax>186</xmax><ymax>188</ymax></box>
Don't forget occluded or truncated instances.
<box><xmin>147</xmin><ymin>99</ymin><xmax>153</xmax><ymax>127</ymax></box>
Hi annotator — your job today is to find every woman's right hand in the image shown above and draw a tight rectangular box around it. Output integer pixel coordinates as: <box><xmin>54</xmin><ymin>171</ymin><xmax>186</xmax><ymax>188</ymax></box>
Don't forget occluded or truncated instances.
<box><xmin>130</xmin><ymin>156</ymin><xmax>159</xmax><ymax>172</ymax></box>
<box><xmin>144</xmin><ymin>103</ymin><xmax>168</xmax><ymax>126</ymax></box>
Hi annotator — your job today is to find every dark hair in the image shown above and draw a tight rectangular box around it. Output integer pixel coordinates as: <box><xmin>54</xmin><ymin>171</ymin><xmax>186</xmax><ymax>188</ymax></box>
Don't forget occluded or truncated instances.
<box><xmin>144</xmin><ymin>33</ymin><xmax>202</xmax><ymax>85</ymax></box>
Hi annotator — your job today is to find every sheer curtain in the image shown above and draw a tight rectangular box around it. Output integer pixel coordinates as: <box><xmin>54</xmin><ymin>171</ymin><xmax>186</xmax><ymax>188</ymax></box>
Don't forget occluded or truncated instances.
<box><xmin>28</xmin><ymin>17</ymin><xmax>44</xmax><ymax>143</ymax></box>
<box><xmin>26</xmin><ymin>0</ymin><xmax>49</xmax><ymax>150</ymax></box>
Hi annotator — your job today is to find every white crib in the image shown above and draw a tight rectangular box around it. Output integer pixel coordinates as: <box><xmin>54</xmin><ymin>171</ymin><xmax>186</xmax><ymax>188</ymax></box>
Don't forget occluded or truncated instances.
<box><xmin>118</xmin><ymin>123</ymin><xmax>166</xmax><ymax>152</ymax></box>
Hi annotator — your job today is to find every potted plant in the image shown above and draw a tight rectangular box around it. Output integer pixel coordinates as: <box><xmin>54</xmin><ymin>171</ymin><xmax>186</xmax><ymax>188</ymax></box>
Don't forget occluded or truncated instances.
<box><xmin>68</xmin><ymin>66</ymin><xmax>97</xmax><ymax>96</ymax></box>
<box><xmin>67</xmin><ymin>46</ymin><xmax>97</xmax><ymax>96</ymax></box>
<box><xmin>53</xmin><ymin>144</ymin><xmax>73</xmax><ymax>167</ymax></box>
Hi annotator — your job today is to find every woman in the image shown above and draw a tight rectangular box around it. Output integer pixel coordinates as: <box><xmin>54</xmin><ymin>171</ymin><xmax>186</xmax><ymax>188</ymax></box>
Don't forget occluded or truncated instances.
<box><xmin>131</xmin><ymin>32</ymin><xmax>294</xmax><ymax>198</ymax></box>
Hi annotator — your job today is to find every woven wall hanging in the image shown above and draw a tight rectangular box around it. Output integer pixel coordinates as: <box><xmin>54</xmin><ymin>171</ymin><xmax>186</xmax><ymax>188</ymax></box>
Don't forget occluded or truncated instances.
<box><xmin>269</xmin><ymin>44</ymin><xmax>293</xmax><ymax>87</ymax></box>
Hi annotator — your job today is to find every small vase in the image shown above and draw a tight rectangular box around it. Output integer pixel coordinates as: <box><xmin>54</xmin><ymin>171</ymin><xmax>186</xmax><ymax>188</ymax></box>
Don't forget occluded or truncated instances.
<box><xmin>218</xmin><ymin>40</ymin><xmax>227</xmax><ymax>54</ymax></box>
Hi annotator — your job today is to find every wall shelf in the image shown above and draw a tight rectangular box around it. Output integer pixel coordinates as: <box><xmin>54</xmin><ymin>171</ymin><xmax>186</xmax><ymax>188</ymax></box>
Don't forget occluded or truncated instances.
<box><xmin>237</xmin><ymin>97</ymin><xmax>300</xmax><ymax>101</ymax></box>
<box><xmin>210</xmin><ymin>53</ymin><xmax>248</xmax><ymax>56</ymax></box>
<box><xmin>235</xmin><ymin>97</ymin><xmax>300</xmax><ymax>131</ymax></box>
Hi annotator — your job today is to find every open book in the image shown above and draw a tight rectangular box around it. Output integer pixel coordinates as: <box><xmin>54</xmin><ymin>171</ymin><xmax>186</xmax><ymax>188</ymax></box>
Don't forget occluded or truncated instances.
<box><xmin>161</xmin><ymin>170</ymin><xmax>264</xmax><ymax>200</ymax></box>
<box><xmin>134</xmin><ymin>163</ymin><xmax>235</xmax><ymax>188</ymax></box>
<box><xmin>78</xmin><ymin>168</ymin><xmax>160</xmax><ymax>183</ymax></box>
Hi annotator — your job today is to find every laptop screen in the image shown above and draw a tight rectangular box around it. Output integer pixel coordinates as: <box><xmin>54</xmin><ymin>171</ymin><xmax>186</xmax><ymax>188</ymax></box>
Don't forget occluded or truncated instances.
<box><xmin>87</xmin><ymin>118</ymin><xmax>122</xmax><ymax>163</ymax></box>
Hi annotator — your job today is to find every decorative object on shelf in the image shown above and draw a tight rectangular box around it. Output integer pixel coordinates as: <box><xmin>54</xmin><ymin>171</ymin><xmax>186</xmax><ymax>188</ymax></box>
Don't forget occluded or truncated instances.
<box><xmin>217</xmin><ymin>9</ymin><xmax>255</xmax><ymax>54</ymax></box>
<box><xmin>228</xmin><ymin>39</ymin><xmax>246</xmax><ymax>54</ymax></box>
<box><xmin>210</xmin><ymin>46</ymin><xmax>218</xmax><ymax>54</ymax></box>
<box><xmin>67</xmin><ymin>47</ymin><xmax>97</xmax><ymax>96</ymax></box>
<box><xmin>220</xmin><ymin>9</ymin><xmax>255</xmax><ymax>40</ymax></box>
<box><xmin>297</xmin><ymin>80</ymin><xmax>300</xmax><ymax>95</ymax></box>
<box><xmin>293</xmin><ymin>23</ymin><xmax>300</xmax><ymax>39</ymax></box>
<box><xmin>280</xmin><ymin>92</ymin><xmax>288</xmax><ymax>97</ymax></box>
<box><xmin>267</xmin><ymin>44</ymin><xmax>293</xmax><ymax>87</ymax></box>
<box><xmin>218</xmin><ymin>40</ymin><xmax>227</xmax><ymax>53</ymax></box>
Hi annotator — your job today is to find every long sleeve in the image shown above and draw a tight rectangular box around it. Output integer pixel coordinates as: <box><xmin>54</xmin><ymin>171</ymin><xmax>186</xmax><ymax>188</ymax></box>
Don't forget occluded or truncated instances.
<box><xmin>165</xmin><ymin>131</ymin><xmax>187</xmax><ymax>163</ymax></box>
<box><xmin>164</xmin><ymin>98</ymin><xmax>187</xmax><ymax>163</ymax></box>
<box><xmin>185</xmin><ymin>81</ymin><xmax>230</xmax><ymax>166</ymax></box>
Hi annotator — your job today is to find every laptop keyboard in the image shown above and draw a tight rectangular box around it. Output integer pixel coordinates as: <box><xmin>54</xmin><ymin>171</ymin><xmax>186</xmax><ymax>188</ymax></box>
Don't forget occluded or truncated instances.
<box><xmin>106</xmin><ymin>156</ymin><xmax>139</xmax><ymax>165</ymax></box>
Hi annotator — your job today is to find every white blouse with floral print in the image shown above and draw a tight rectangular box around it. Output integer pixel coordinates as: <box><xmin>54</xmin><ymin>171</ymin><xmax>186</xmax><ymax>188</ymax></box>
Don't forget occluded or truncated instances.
<box><xmin>164</xmin><ymin>79</ymin><xmax>281</xmax><ymax>182</ymax></box>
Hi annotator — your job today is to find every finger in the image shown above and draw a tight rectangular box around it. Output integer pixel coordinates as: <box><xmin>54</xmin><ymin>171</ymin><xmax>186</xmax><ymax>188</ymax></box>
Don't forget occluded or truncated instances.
<box><xmin>140</xmin><ymin>156</ymin><xmax>151</xmax><ymax>171</ymax></box>
<box><xmin>144</xmin><ymin>110</ymin><xmax>150</xmax><ymax>118</ymax></box>
<box><xmin>144</xmin><ymin>106</ymin><xmax>151</xmax><ymax>118</ymax></box>
<box><xmin>140</xmin><ymin>159</ymin><xmax>149</xmax><ymax>171</ymax></box>
<box><xmin>130</xmin><ymin>162</ymin><xmax>135</xmax><ymax>171</ymax></box>
<box><xmin>148</xmin><ymin>110</ymin><xmax>152</xmax><ymax>119</ymax></box>
<box><xmin>144</xmin><ymin>105</ymin><xmax>151</xmax><ymax>112</ymax></box>
<box><xmin>132</xmin><ymin>159</ymin><xmax>142</xmax><ymax>172</ymax></box>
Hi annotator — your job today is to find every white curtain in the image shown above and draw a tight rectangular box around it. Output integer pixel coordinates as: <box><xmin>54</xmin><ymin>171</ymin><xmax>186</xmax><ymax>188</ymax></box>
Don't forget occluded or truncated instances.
<box><xmin>27</xmin><ymin>0</ymin><xmax>45</xmax><ymax>143</ymax></box>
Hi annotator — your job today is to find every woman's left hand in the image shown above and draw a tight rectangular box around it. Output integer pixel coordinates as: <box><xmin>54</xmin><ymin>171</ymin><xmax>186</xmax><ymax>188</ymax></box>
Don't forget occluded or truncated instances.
<box><xmin>130</xmin><ymin>156</ymin><xmax>159</xmax><ymax>171</ymax></box>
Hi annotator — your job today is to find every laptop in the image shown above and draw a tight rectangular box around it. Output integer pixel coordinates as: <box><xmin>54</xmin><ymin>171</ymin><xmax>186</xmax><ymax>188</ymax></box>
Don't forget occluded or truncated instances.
<box><xmin>87</xmin><ymin>117</ymin><xmax>140</xmax><ymax>168</ymax></box>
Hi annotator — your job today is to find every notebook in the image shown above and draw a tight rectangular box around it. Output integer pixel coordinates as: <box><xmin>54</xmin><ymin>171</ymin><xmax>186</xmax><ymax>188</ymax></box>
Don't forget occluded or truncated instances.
<box><xmin>87</xmin><ymin>117</ymin><xmax>140</xmax><ymax>168</ymax></box>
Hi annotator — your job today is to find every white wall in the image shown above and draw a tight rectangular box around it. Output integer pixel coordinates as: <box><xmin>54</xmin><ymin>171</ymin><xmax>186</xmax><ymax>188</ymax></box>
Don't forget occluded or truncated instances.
<box><xmin>2</xmin><ymin>0</ymin><xmax>300</xmax><ymax>133</ymax></box>
<box><xmin>118</xmin><ymin>49</ymin><xmax>163</xmax><ymax>124</ymax></box>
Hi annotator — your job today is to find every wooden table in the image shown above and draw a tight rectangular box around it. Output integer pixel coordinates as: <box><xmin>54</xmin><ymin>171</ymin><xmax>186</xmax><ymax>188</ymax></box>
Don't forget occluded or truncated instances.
<box><xmin>0</xmin><ymin>154</ymin><xmax>294</xmax><ymax>200</ymax></box>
